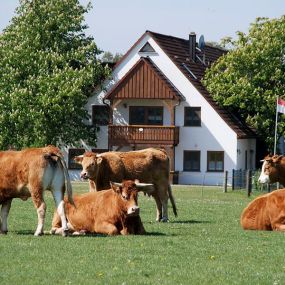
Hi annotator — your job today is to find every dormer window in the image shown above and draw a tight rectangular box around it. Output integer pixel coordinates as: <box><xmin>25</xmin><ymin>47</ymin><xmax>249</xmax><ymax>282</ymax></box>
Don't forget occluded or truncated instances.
<box><xmin>139</xmin><ymin>42</ymin><xmax>155</xmax><ymax>53</ymax></box>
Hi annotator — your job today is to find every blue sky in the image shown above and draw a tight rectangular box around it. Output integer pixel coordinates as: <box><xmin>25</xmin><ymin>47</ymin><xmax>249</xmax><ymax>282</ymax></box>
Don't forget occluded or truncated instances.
<box><xmin>1</xmin><ymin>0</ymin><xmax>284</xmax><ymax>54</ymax></box>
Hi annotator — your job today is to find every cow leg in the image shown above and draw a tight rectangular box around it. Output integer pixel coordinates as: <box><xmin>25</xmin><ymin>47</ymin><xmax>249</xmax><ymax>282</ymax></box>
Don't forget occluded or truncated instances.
<box><xmin>31</xmin><ymin>191</ymin><xmax>46</xmax><ymax>236</ymax></box>
<box><xmin>50</xmin><ymin>209</ymin><xmax>62</xmax><ymax>234</ymax></box>
<box><xmin>272</xmin><ymin>224</ymin><xmax>285</xmax><ymax>231</ymax></box>
<box><xmin>160</xmin><ymin>197</ymin><xmax>169</xmax><ymax>222</ymax></box>
<box><xmin>153</xmin><ymin>194</ymin><xmax>162</xmax><ymax>222</ymax></box>
<box><xmin>95</xmin><ymin>222</ymin><xmax>119</xmax><ymax>235</ymax></box>
<box><xmin>52</xmin><ymin>187</ymin><xmax>69</xmax><ymax>236</ymax></box>
<box><xmin>156</xmin><ymin>183</ymin><xmax>169</xmax><ymax>222</ymax></box>
<box><xmin>89</xmin><ymin>180</ymin><xmax>96</xmax><ymax>192</ymax></box>
<box><xmin>0</xmin><ymin>199</ymin><xmax>12</xmax><ymax>234</ymax></box>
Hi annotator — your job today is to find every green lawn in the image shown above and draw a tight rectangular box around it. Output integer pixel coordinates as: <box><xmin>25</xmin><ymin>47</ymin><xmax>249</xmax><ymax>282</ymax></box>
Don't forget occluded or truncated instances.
<box><xmin>1</xmin><ymin>183</ymin><xmax>285</xmax><ymax>285</ymax></box>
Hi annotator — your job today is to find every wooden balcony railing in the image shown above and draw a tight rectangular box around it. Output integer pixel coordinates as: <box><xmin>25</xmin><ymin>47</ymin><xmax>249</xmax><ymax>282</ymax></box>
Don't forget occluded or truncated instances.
<box><xmin>109</xmin><ymin>125</ymin><xmax>180</xmax><ymax>147</ymax></box>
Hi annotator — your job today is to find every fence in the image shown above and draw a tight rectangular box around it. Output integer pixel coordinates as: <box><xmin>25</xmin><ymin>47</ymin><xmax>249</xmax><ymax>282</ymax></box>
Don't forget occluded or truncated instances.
<box><xmin>178</xmin><ymin>169</ymin><xmax>278</xmax><ymax>197</ymax></box>
<box><xmin>225</xmin><ymin>169</ymin><xmax>278</xmax><ymax>196</ymax></box>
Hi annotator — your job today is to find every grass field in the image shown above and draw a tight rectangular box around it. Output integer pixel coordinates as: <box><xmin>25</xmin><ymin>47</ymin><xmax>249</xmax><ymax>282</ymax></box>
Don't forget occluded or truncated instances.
<box><xmin>1</xmin><ymin>183</ymin><xmax>285</xmax><ymax>285</ymax></box>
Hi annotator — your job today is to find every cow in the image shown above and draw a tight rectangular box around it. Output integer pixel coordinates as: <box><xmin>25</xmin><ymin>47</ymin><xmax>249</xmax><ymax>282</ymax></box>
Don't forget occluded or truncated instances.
<box><xmin>258</xmin><ymin>155</ymin><xmax>285</xmax><ymax>186</ymax></box>
<box><xmin>51</xmin><ymin>180</ymin><xmax>151</xmax><ymax>235</ymax></box>
<box><xmin>241</xmin><ymin>188</ymin><xmax>285</xmax><ymax>231</ymax></box>
<box><xmin>0</xmin><ymin>146</ymin><xmax>73</xmax><ymax>236</ymax></box>
<box><xmin>74</xmin><ymin>148</ymin><xmax>177</xmax><ymax>222</ymax></box>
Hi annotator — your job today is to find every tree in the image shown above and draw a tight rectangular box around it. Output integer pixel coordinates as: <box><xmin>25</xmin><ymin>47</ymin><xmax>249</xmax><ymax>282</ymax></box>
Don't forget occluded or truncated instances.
<box><xmin>203</xmin><ymin>16</ymin><xmax>285</xmax><ymax>151</ymax></box>
<box><xmin>0</xmin><ymin>0</ymin><xmax>109</xmax><ymax>149</ymax></box>
<box><xmin>101</xmin><ymin>51</ymin><xmax>123</xmax><ymax>63</ymax></box>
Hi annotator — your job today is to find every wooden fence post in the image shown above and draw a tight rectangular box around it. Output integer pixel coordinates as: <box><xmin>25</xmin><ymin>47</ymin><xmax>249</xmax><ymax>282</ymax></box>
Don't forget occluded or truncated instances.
<box><xmin>246</xmin><ymin>170</ymin><xmax>252</xmax><ymax>197</ymax></box>
<box><xmin>232</xmin><ymin>169</ymin><xmax>235</xmax><ymax>190</ymax></box>
<box><xmin>224</xmin><ymin>171</ymin><xmax>228</xmax><ymax>193</ymax></box>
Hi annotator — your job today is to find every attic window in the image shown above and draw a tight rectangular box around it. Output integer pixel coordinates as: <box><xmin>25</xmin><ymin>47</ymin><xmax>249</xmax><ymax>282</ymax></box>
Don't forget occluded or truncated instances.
<box><xmin>139</xmin><ymin>42</ymin><xmax>155</xmax><ymax>53</ymax></box>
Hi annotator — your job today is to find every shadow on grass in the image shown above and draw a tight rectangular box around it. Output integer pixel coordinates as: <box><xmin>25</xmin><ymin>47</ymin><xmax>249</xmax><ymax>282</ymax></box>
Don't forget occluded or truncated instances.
<box><xmin>171</xmin><ymin>219</ymin><xmax>211</xmax><ymax>224</ymax></box>
<box><xmin>13</xmin><ymin>230</ymin><xmax>166</xmax><ymax>238</ymax></box>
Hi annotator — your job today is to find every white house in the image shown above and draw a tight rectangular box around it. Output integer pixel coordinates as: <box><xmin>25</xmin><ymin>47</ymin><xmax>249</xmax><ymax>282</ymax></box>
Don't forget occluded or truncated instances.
<box><xmin>65</xmin><ymin>31</ymin><xmax>257</xmax><ymax>185</ymax></box>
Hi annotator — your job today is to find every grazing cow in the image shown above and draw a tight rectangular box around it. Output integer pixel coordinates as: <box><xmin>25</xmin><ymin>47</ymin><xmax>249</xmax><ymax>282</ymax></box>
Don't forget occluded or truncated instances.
<box><xmin>51</xmin><ymin>180</ymin><xmax>151</xmax><ymax>235</ymax></box>
<box><xmin>74</xmin><ymin>148</ymin><xmax>177</xmax><ymax>222</ymax></box>
<box><xmin>0</xmin><ymin>146</ymin><xmax>73</xmax><ymax>236</ymax></box>
<box><xmin>241</xmin><ymin>188</ymin><xmax>285</xmax><ymax>231</ymax></box>
<box><xmin>258</xmin><ymin>155</ymin><xmax>285</xmax><ymax>186</ymax></box>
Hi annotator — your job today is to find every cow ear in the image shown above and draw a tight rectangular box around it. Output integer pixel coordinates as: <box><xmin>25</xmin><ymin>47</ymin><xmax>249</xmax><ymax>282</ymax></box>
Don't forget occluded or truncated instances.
<box><xmin>273</xmin><ymin>155</ymin><xmax>283</xmax><ymax>163</ymax></box>
<box><xmin>74</xmin><ymin>155</ymin><xmax>83</xmax><ymax>164</ymax></box>
<box><xmin>96</xmin><ymin>156</ymin><xmax>103</xmax><ymax>165</ymax></box>
<box><xmin>110</xmin><ymin>182</ymin><xmax>122</xmax><ymax>194</ymax></box>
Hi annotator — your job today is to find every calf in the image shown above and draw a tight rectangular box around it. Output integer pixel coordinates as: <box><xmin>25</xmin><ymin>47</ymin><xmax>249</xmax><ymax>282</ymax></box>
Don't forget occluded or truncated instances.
<box><xmin>0</xmin><ymin>146</ymin><xmax>73</xmax><ymax>236</ymax></box>
<box><xmin>51</xmin><ymin>180</ymin><xmax>152</xmax><ymax>235</ymax></box>
<box><xmin>241</xmin><ymin>188</ymin><xmax>285</xmax><ymax>231</ymax></box>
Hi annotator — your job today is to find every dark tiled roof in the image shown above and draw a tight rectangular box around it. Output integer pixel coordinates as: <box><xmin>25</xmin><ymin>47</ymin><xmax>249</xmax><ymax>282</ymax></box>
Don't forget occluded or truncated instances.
<box><xmin>146</xmin><ymin>31</ymin><xmax>257</xmax><ymax>139</ymax></box>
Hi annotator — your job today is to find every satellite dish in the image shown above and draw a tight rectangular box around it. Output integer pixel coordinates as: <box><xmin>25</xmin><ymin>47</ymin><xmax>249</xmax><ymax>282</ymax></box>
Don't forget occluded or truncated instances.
<box><xmin>198</xmin><ymin>35</ymin><xmax>205</xmax><ymax>50</ymax></box>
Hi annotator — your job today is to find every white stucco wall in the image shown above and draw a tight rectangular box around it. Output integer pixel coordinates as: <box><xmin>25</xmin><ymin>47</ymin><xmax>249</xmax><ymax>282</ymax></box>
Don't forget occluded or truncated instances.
<box><xmin>236</xmin><ymin>139</ymin><xmax>256</xmax><ymax>170</ymax></box>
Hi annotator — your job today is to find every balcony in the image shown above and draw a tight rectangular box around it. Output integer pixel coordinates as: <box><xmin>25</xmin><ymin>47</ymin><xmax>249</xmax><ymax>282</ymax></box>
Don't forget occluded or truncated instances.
<box><xmin>109</xmin><ymin>125</ymin><xmax>180</xmax><ymax>147</ymax></box>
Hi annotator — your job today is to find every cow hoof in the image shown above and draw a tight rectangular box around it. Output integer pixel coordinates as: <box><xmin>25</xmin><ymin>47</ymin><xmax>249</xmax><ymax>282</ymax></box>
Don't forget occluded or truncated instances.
<box><xmin>160</xmin><ymin>217</ymin><xmax>169</xmax><ymax>223</ymax></box>
<box><xmin>62</xmin><ymin>229</ymin><xmax>69</xmax><ymax>237</ymax></box>
<box><xmin>50</xmin><ymin>228</ymin><xmax>56</xmax><ymax>235</ymax></box>
<box><xmin>0</xmin><ymin>230</ymin><xmax>8</xmax><ymax>235</ymax></box>
<box><xmin>34</xmin><ymin>231</ymin><xmax>44</xmax><ymax>236</ymax></box>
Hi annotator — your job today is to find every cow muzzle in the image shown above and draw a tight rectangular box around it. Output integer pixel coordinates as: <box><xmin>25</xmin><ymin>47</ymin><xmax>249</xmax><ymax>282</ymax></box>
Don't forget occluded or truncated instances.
<box><xmin>258</xmin><ymin>173</ymin><xmax>269</xmax><ymax>184</ymax></box>
<box><xmin>80</xmin><ymin>172</ymin><xmax>89</xmax><ymax>180</ymax></box>
<box><xmin>127</xmin><ymin>205</ymin><xmax>140</xmax><ymax>216</ymax></box>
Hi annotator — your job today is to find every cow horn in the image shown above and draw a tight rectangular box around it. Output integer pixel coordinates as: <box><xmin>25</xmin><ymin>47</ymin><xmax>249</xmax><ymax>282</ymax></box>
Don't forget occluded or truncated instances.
<box><xmin>260</xmin><ymin>159</ymin><xmax>265</xmax><ymax>162</ymax></box>
<box><xmin>135</xmin><ymin>182</ymin><xmax>154</xmax><ymax>187</ymax></box>
<box><xmin>135</xmin><ymin>182</ymin><xmax>154</xmax><ymax>193</ymax></box>
<box><xmin>110</xmin><ymin>182</ymin><xmax>122</xmax><ymax>187</ymax></box>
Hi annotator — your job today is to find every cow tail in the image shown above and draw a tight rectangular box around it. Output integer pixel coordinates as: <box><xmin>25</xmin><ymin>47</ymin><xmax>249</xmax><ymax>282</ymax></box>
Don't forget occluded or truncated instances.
<box><xmin>168</xmin><ymin>184</ymin><xmax>177</xmax><ymax>217</ymax></box>
<box><xmin>58</xmin><ymin>156</ymin><xmax>74</xmax><ymax>206</ymax></box>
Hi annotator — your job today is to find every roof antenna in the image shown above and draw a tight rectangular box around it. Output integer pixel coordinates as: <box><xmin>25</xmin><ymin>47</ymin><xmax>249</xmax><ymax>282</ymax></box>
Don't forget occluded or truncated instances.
<box><xmin>198</xmin><ymin>35</ymin><xmax>206</xmax><ymax>64</ymax></box>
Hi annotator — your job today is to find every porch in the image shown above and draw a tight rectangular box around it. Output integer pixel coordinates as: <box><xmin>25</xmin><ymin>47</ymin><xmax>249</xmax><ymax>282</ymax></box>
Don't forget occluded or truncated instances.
<box><xmin>108</xmin><ymin>125</ymin><xmax>179</xmax><ymax>148</ymax></box>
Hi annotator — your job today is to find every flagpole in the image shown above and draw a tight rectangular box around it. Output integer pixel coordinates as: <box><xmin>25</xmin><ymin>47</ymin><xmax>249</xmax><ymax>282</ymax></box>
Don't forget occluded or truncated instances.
<box><xmin>274</xmin><ymin>96</ymin><xmax>279</xmax><ymax>155</ymax></box>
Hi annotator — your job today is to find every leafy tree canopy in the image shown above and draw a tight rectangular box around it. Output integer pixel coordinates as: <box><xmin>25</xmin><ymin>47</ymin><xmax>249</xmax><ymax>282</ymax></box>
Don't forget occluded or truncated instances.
<box><xmin>203</xmin><ymin>16</ymin><xmax>285</xmax><ymax>151</ymax></box>
<box><xmin>0</xmin><ymin>0</ymin><xmax>109</xmax><ymax>149</ymax></box>
<box><xmin>100</xmin><ymin>51</ymin><xmax>123</xmax><ymax>63</ymax></box>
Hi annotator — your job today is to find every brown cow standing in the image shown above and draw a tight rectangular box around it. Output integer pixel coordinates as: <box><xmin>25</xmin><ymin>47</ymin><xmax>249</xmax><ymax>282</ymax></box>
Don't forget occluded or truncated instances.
<box><xmin>258</xmin><ymin>155</ymin><xmax>285</xmax><ymax>186</ymax></box>
<box><xmin>241</xmin><ymin>188</ymin><xmax>285</xmax><ymax>231</ymax></box>
<box><xmin>74</xmin><ymin>148</ymin><xmax>177</xmax><ymax>222</ymax></box>
<box><xmin>51</xmin><ymin>180</ymin><xmax>150</xmax><ymax>235</ymax></box>
<box><xmin>0</xmin><ymin>146</ymin><xmax>73</xmax><ymax>236</ymax></box>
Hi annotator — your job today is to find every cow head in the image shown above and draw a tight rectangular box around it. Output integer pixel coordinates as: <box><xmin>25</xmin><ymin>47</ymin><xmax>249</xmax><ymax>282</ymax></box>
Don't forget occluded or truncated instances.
<box><xmin>74</xmin><ymin>152</ymin><xmax>102</xmax><ymax>180</ymax></box>
<box><xmin>258</xmin><ymin>155</ymin><xmax>283</xmax><ymax>184</ymax></box>
<box><xmin>110</xmin><ymin>180</ymin><xmax>153</xmax><ymax>216</ymax></box>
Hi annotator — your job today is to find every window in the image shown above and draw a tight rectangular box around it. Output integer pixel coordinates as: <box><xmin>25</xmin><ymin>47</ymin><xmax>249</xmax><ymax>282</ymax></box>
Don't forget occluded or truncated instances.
<box><xmin>207</xmin><ymin>151</ymin><xmax>224</xmax><ymax>172</ymax></box>
<box><xmin>68</xmin><ymin>148</ymin><xmax>85</xmax><ymax>169</ymax></box>
<box><xmin>129</xmin><ymin>106</ymin><xmax>163</xmax><ymax>125</ymax></box>
<box><xmin>183</xmin><ymin>151</ymin><xmax>200</xmax><ymax>172</ymax></box>
<box><xmin>184</xmin><ymin>107</ymin><xmax>201</xmax><ymax>126</ymax></box>
<box><xmin>92</xmin><ymin>105</ymin><xmax>109</xmax><ymax>126</ymax></box>
<box><xmin>139</xmin><ymin>42</ymin><xmax>156</xmax><ymax>53</ymax></box>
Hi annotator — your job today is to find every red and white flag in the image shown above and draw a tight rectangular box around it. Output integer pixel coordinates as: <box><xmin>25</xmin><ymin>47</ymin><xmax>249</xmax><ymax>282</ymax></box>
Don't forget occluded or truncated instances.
<box><xmin>277</xmin><ymin>98</ymin><xmax>285</xmax><ymax>114</ymax></box>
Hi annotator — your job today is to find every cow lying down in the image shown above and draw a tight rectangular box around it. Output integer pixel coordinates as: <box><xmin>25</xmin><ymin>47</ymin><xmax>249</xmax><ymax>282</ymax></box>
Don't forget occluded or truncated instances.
<box><xmin>241</xmin><ymin>188</ymin><xmax>285</xmax><ymax>231</ymax></box>
<box><xmin>51</xmin><ymin>180</ymin><xmax>152</xmax><ymax>236</ymax></box>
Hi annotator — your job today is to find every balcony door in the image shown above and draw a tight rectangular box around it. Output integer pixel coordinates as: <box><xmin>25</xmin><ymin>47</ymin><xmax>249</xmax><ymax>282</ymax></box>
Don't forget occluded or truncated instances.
<box><xmin>129</xmin><ymin>106</ymin><xmax>163</xmax><ymax>125</ymax></box>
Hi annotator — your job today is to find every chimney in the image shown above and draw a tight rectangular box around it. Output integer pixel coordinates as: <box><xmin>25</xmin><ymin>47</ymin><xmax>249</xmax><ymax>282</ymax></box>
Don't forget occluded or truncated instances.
<box><xmin>189</xmin><ymin>32</ymin><xmax>196</xmax><ymax>61</ymax></box>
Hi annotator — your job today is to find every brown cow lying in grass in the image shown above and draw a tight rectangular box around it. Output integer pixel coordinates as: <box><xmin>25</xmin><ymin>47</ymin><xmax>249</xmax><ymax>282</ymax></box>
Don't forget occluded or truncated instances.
<box><xmin>51</xmin><ymin>180</ymin><xmax>152</xmax><ymax>235</ymax></box>
<box><xmin>241</xmin><ymin>188</ymin><xmax>285</xmax><ymax>231</ymax></box>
